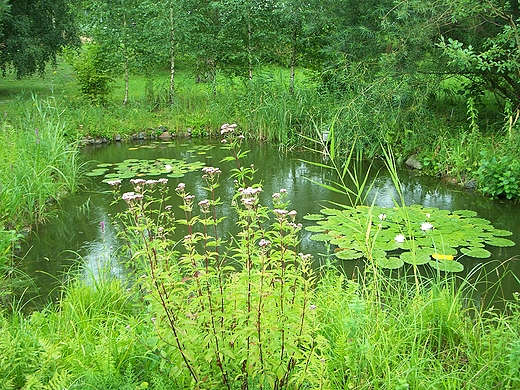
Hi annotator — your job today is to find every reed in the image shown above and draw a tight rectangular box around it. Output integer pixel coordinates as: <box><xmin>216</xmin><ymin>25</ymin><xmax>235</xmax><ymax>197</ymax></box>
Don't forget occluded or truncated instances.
<box><xmin>0</xmin><ymin>95</ymin><xmax>83</xmax><ymax>230</ymax></box>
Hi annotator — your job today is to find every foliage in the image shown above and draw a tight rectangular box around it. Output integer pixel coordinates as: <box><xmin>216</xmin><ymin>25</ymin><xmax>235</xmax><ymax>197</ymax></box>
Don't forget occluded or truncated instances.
<box><xmin>305</xmin><ymin>204</ymin><xmax>515</xmax><ymax>272</ymax></box>
<box><xmin>316</xmin><ymin>269</ymin><xmax>520</xmax><ymax>389</ymax></box>
<box><xmin>110</xmin><ymin>125</ymin><xmax>324</xmax><ymax>389</ymax></box>
<box><xmin>87</xmin><ymin>153</ymin><xmax>208</xmax><ymax>182</ymax></box>
<box><xmin>476</xmin><ymin>151</ymin><xmax>520</xmax><ymax>200</ymax></box>
<box><xmin>437</xmin><ymin>3</ymin><xmax>520</xmax><ymax>111</ymax></box>
<box><xmin>0</xmin><ymin>0</ymin><xmax>79</xmax><ymax>78</ymax></box>
<box><xmin>68</xmin><ymin>43</ymin><xmax>116</xmax><ymax>104</ymax></box>
<box><xmin>0</xmin><ymin>96</ymin><xmax>82</xmax><ymax>230</ymax></box>
<box><xmin>2</xmin><ymin>127</ymin><xmax>520</xmax><ymax>388</ymax></box>
<box><xmin>0</xmin><ymin>273</ymin><xmax>162</xmax><ymax>389</ymax></box>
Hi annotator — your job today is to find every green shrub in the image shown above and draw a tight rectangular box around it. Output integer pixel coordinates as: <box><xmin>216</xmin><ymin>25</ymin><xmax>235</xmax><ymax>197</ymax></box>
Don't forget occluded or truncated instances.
<box><xmin>476</xmin><ymin>151</ymin><xmax>520</xmax><ymax>199</ymax></box>
<box><xmin>70</xmin><ymin>43</ymin><xmax>116</xmax><ymax>104</ymax></box>
<box><xmin>110</xmin><ymin>125</ymin><xmax>325</xmax><ymax>389</ymax></box>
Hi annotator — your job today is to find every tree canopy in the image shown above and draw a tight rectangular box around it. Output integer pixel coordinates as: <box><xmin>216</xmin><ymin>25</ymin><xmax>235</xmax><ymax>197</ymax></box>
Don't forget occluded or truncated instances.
<box><xmin>0</xmin><ymin>0</ymin><xmax>79</xmax><ymax>78</ymax></box>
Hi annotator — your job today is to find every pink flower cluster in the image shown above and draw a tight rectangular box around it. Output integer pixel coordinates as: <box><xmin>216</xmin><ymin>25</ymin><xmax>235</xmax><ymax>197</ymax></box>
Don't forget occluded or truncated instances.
<box><xmin>239</xmin><ymin>186</ymin><xmax>262</xmax><ymax>209</ymax></box>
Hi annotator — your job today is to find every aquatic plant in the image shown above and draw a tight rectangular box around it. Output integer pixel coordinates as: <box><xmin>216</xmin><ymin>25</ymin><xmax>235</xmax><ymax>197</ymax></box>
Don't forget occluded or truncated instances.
<box><xmin>304</xmin><ymin>204</ymin><xmax>515</xmax><ymax>272</ymax></box>
<box><xmin>88</xmin><ymin>157</ymin><xmax>207</xmax><ymax>182</ymax></box>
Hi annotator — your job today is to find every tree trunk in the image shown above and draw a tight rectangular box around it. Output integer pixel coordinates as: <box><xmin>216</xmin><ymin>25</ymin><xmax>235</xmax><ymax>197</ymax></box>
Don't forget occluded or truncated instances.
<box><xmin>169</xmin><ymin>4</ymin><xmax>175</xmax><ymax>104</ymax></box>
<box><xmin>289</xmin><ymin>29</ymin><xmax>297</xmax><ymax>95</ymax></box>
<box><xmin>122</xmin><ymin>15</ymin><xmax>129</xmax><ymax>105</ymax></box>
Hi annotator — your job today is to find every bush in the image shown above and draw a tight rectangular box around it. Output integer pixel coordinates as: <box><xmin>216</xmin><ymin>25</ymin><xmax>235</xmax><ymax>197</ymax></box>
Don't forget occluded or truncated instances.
<box><xmin>476</xmin><ymin>151</ymin><xmax>520</xmax><ymax>199</ymax></box>
<box><xmin>70</xmin><ymin>43</ymin><xmax>116</xmax><ymax>104</ymax></box>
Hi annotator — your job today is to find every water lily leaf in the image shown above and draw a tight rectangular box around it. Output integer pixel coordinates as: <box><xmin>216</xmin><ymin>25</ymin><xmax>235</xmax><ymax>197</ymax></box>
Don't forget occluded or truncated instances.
<box><xmin>307</xmin><ymin>203</ymin><xmax>516</xmax><ymax>272</ymax></box>
<box><xmin>86</xmin><ymin>168</ymin><xmax>108</xmax><ymax>177</ymax></box>
<box><xmin>335</xmin><ymin>249</ymin><xmax>363</xmax><ymax>260</ymax></box>
<box><xmin>485</xmin><ymin>237</ymin><xmax>516</xmax><ymax>247</ymax></box>
<box><xmin>378</xmin><ymin>240</ymin><xmax>399</xmax><ymax>251</ymax></box>
<box><xmin>400</xmin><ymin>249</ymin><xmax>433</xmax><ymax>265</ymax></box>
<box><xmin>128</xmin><ymin>147</ymin><xmax>139</xmax><ymax>151</ymax></box>
<box><xmin>432</xmin><ymin>246</ymin><xmax>458</xmax><ymax>256</ymax></box>
<box><xmin>453</xmin><ymin>210</ymin><xmax>478</xmax><ymax>217</ymax></box>
<box><xmin>96</xmin><ymin>163</ymin><xmax>113</xmax><ymax>168</ymax></box>
<box><xmin>321</xmin><ymin>208</ymin><xmax>341</xmax><ymax>216</ymax></box>
<box><xmin>429</xmin><ymin>259</ymin><xmax>464</xmax><ymax>272</ymax></box>
<box><xmin>305</xmin><ymin>225</ymin><xmax>327</xmax><ymax>232</ymax></box>
<box><xmin>460</xmin><ymin>247</ymin><xmax>491</xmax><ymax>258</ymax></box>
<box><xmin>466</xmin><ymin>217</ymin><xmax>492</xmax><ymax>227</ymax></box>
<box><xmin>490</xmin><ymin>229</ymin><xmax>513</xmax><ymax>237</ymax></box>
<box><xmin>377</xmin><ymin>257</ymin><xmax>404</xmax><ymax>269</ymax></box>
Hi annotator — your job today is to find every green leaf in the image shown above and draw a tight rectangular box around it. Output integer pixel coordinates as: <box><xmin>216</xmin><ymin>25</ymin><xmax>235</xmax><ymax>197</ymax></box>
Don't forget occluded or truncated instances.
<box><xmin>334</xmin><ymin>249</ymin><xmax>363</xmax><ymax>260</ymax></box>
<box><xmin>303</xmin><ymin>214</ymin><xmax>325</xmax><ymax>221</ymax></box>
<box><xmin>377</xmin><ymin>257</ymin><xmax>404</xmax><ymax>269</ymax></box>
<box><xmin>429</xmin><ymin>259</ymin><xmax>464</xmax><ymax>272</ymax></box>
<box><xmin>400</xmin><ymin>248</ymin><xmax>434</xmax><ymax>265</ymax></box>
<box><xmin>460</xmin><ymin>247</ymin><xmax>491</xmax><ymax>258</ymax></box>
<box><xmin>485</xmin><ymin>237</ymin><xmax>516</xmax><ymax>247</ymax></box>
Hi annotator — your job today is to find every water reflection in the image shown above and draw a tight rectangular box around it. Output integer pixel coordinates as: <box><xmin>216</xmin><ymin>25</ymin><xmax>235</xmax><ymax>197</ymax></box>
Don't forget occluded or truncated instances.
<box><xmin>19</xmin><ymin>139</ymin><xmax>520</xmax><ymax>306</ymax></box>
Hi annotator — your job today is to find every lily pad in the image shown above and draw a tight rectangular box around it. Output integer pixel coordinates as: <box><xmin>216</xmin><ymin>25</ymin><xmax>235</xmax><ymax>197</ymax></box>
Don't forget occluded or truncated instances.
<box><xmin>485</xmin><ymin>237</ymin><xmax>516</xmax><ymax>247</ymax></box>
<box><xmin>304</xmin><ymin>214</ymin><xmax>326</xmax><ymax>221</ymax></box>
<box><xmin>460</xmin><ymin>247</ymin><xmax>491</xmax><ymax>258</ymax></box>
<box><xmin>400</xmin><ymin>249</ymin><xmax>434</xmax><ymax>265</ymax></box>
<box><xmin>377</xmin><ymin>257</ymin><xmax>404</xmax><ymax>269</ymax></box>
<box><xmin>334</xmin><ymin>249</ymin><xmax>363</xmax><ymax>260</ymax></box>
<box><xmin>86</xmin><ymin>168</ymin><xmax>108</xmax><ymax>177</ymax></box>
<box><xmin>429</xmin><ymin>259</ymin><xmax>464</xmax><ymax>272</ymax></box>
<box><xmin>91</xmin><ymin>157</ymin><xmax>206</xmax><ymax>182</ymax></box>
<box><xmin>307</xmin><ymin>203</ymin><xmax>514</xmax><ymax>272</ymax></box>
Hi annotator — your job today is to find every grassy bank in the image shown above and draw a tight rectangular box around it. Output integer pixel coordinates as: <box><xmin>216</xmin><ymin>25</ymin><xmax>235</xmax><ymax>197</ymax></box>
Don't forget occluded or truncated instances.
<box><xmin>2</xmin><ymin>264</ymin><xmax>519</xmax><ymax>389</ymax></box>
<box><xmin>0</xmin><ymin>93</ymin><xmax>83</xmax><ymax>292</ymax></box>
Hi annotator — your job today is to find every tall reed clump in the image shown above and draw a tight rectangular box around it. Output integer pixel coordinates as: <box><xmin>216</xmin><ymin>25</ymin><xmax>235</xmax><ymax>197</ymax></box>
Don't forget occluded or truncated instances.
<box><xmin>0</xmin><ymin>95</ymin><xmax>83</xmax><ymax>231</ymax></box>
<box><xmin>315</xmin><ymin>269</ymin><xmax>520</xmax><ymax>389</ymax></box>
<box><xmin>110</xmin><ymin>123</ymin><xmax>325</xmax><ymax>389</ymax></box>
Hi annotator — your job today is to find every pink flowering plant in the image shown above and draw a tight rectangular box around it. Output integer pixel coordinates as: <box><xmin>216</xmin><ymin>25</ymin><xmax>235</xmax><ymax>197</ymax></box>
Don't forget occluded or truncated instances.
<box><xmin>110</xmin><ymin>124</ymin><xmax>326</xmax><ymax>389</ymax></box>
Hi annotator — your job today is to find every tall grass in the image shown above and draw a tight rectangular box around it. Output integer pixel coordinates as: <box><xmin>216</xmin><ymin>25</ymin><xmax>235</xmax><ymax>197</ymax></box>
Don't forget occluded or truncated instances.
<box><xmin>316</xmin><ymin>267</ymin><xmax>520</xmax><ymax>389</ymax></box>
<box><xmin>0</xmin><ymin>269</ymin><xmax>160</xmax><ymax>390</ymax></box>
<box><xmin>0</xmin><ymin>95</ymin><xmax>83</xmax><ymax>230</ymax></box>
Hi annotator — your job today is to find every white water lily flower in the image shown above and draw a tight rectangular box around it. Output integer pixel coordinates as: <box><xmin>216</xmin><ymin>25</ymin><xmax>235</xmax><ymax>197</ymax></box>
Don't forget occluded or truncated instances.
<box><xmin>421</xmin><ymin>222</ymin><xmax>434</xmax><ymax>231</ymax></box>
<box><xmin>394</xmin><ymin>234</ymin><xmax>406</xmax><ymax>243</ymax></box>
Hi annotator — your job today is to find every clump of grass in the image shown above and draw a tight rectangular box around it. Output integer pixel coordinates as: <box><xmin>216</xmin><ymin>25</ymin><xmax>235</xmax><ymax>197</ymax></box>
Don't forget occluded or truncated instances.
<box><xmin>0</xmin><ymin>95</ymin><xmax>83</xmax><ymax>231</ymax></box>
<box><xmin>315</xmin><ymin>267</ymin><xmax>520</xmax><ymax>389</ymax></box>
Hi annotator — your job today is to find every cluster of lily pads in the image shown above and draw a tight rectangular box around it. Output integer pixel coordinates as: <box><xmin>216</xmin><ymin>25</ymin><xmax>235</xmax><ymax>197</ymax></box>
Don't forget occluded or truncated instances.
<box><xmin>87</xmin><ymin>158</ymin><xmax>206</xmax><ymax>183</ymax></box>
<box><xmin>86</xmin><ymin>144</ymin><xmax>216</xmax><ymax>182</ymax></box>
<box><xmin>304</xmin><ymin>204</ymin><xmax>515</xmax><ymax>272</ymax></box>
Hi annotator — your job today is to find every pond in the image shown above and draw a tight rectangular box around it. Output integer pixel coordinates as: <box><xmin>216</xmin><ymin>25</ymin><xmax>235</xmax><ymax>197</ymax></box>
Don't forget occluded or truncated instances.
<box><xmin>19</xmin><ymin>139</ymin><xmax>520</xmax><ymax>307</ymax></box>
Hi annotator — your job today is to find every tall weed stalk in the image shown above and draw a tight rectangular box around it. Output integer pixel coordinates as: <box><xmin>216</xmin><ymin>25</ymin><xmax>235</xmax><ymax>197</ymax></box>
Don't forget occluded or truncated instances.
<box><xmin>112</xmin><ymin>124</ymin><xmax>324</xmax><ymax>389</ymax></box>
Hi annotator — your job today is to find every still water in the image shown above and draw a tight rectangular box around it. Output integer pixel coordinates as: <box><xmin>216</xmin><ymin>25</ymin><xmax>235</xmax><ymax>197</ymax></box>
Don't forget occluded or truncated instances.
<box><xmin>20</xmin><ymin>139</ymin><xmax>520</xmax><ymax>305</ymax></box>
